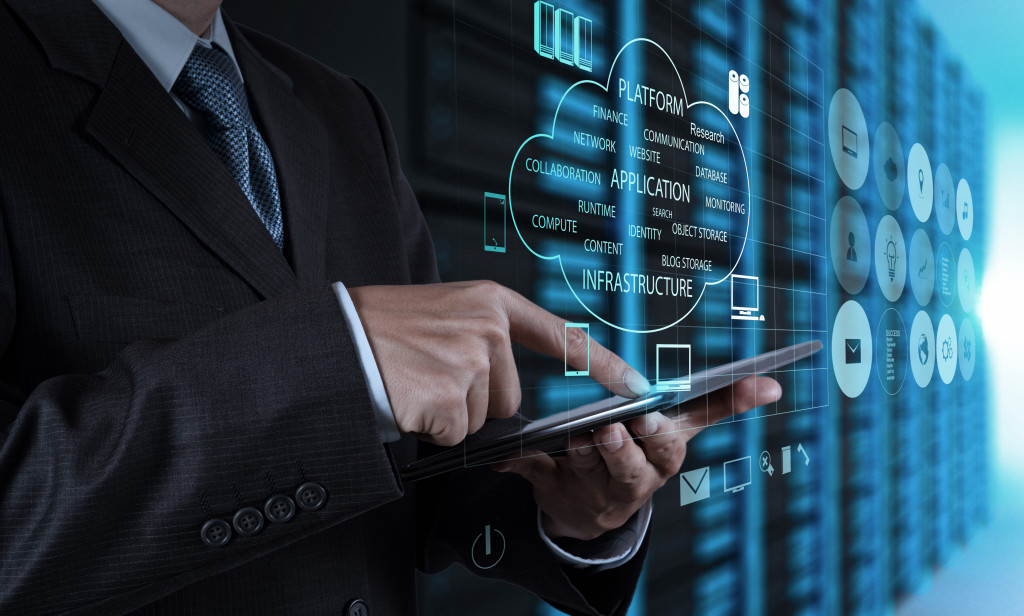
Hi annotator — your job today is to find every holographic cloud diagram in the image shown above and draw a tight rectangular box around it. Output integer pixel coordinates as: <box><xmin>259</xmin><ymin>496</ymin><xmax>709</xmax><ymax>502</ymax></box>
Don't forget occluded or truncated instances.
<box><xmin>508</xmin><ymin>39</ymin><xmax>751</xmax><ymax>333</ymax></box>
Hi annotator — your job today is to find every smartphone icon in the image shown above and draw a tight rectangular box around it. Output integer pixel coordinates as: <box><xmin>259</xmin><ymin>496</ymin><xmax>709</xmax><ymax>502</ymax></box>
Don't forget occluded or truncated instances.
<box><xmin>483</xmin><ymin>192</ymin><xmax>506</xmax><ymax>253</ymax></box>
<box><xmin>564</xmin><ymin>323</ymin><xmax>590</xmax><ymax>376</ymax></box>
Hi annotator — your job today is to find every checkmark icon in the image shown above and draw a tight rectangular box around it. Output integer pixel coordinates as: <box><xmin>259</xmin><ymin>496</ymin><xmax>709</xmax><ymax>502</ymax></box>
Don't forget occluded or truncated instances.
<box><xmin>680</xmin><ymin>467</ymin><xmax>710</xmax><ymax>506</ymax></box>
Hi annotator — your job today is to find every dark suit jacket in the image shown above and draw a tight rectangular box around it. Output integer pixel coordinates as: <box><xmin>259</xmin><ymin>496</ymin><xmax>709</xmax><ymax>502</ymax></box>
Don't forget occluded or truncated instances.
<box><xmin>0</xmin><ymin>1</ymin><xmax>647</xmax><ymax>614</ymax></box>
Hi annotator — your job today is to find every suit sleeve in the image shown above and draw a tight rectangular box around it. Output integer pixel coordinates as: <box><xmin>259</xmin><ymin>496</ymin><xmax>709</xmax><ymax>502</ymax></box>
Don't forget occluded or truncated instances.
<box><xmin>0</xmin><ymin>203</ymin><xmax>404</xmax><ymax>614</ymax></box>
<box><xmin>352</xmin><ymin>79</ymin><xmax>440</xmax><ymax>286</ymax></box>
<box><xmin>355</xmin><ymin>84</ymin><xmax>648</xmax><ymax>615</ymax></box>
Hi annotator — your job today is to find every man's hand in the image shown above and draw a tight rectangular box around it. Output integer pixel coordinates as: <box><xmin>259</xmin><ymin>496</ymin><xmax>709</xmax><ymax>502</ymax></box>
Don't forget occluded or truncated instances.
<box><xmin>350</xmin><ymin>280</ymin><xmax>781</xmax><ymax>541</ymax></box>
<box><xmin>493</xmin><ymin>376</ymin><xmax>782</xmax><ymax>540</ymax></box>
<box><xmin>348</xmin><ymin>281</ymin><xmax>650</xmax><ymax>446</ymax></box>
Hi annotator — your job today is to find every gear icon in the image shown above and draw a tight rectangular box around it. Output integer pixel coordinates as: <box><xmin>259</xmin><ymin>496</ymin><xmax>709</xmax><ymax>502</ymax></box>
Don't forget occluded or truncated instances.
<box><xmin>942</xmin><ymin>337</ymin><xmax>954</xmax><ymax>361</ymax></box>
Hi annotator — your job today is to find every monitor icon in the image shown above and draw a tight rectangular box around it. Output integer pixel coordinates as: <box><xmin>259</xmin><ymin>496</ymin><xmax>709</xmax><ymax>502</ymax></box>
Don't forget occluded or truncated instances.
<box><xmin>842</xmin><ymin>125</ymin><xmax>858</xmax><ymax>158</ymax></box>
<box><xmin>724</xmin><ymin>457</ymin><xmax>752</xmax><ymax>493</ymax></box>
<box><xmin>730</xmin><ymin>275</ymin><xmax>762</xmax><ymax>321</ymax></box>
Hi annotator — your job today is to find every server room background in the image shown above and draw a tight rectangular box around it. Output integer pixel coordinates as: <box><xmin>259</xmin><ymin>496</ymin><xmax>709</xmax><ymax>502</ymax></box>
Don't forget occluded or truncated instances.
<box><xmin>223</xmin><ymin>0</ymin><xmax>1024</xmax><ymax>614</ymax></box>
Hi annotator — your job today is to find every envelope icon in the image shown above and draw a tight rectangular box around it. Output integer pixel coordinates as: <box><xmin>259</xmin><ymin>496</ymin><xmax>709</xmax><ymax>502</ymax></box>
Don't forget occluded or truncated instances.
<box><xmin>845</xmin><ymin>338</ymin><xmax>861</xmax><ymax>364</ymax></box>
<box><xmin>680</xmin><ymin>467</ymin><xmax>710</xmax><ymax>506</ymax></box>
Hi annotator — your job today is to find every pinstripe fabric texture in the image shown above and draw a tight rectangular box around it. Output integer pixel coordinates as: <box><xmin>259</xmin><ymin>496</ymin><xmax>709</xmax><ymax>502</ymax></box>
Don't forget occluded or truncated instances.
<box><xmin>174</xmin><ymin>43</ymin><xmax>285</xmax><ymax>250</ymax></box>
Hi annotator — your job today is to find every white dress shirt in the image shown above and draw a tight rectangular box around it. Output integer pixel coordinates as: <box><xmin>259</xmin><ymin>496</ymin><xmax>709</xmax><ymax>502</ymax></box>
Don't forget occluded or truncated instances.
<box><xmin>90</xmin><ymin>0</ymin><xmax>647</xmax><ymax>570</ymax></box>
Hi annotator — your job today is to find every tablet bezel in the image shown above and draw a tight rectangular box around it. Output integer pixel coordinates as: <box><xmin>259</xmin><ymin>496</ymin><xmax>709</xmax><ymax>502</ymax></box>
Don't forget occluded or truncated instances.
<box><xmin>400</xmin><ymin>339</ymin><xmax>822</xmax><ymax>481</ymax></box>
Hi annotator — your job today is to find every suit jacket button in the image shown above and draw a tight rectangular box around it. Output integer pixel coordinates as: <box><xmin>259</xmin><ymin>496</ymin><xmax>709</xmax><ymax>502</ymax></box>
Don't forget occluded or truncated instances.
<box><xmin>232</xmin><ymin>507</ymin><xmax>264</xmax><ymax>536</ymax></box>
<box><xmin>200</xmin><ymin>519</ymin><xmax>232</xmax><ymax>547</ymax></box>
<box><xmin>295</xmin><ymin>482</ymin><xmax>327</xmax><ymax>511</ymax></box>
<box><xmin>345</xmin><ymin>598</ymin><xmax>369</xmax><ymax>616</ymax></box>
<box><xmin>264</xmin><ymin>494</ymin><xmax>296</xmax><ymax>523</ymax></box>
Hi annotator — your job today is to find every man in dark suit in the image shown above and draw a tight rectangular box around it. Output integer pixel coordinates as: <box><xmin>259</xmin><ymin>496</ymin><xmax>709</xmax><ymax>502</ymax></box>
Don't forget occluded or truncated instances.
<box><xmin>0</xmin><ymin>0</ymin><xmax>780</xmax><ymax>614</ymax></box>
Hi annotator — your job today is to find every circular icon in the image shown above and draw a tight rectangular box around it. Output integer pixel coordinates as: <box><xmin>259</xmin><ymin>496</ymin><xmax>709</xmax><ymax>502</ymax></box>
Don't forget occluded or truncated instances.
<box><xmin>910</xmin><ymin>310</ymin><xmax>935</xmax><ymax>388</ymax></box>
<box><xmin>907</xmin><ymin>143</ymin><xmax>933</xmax><ymax>223</ymax></box>
<box><xmin>759</xmin><ymin>450</ymin><xmax>774</xmax><ymax>475</ymax></box>
<box><xmin>875</xmin><ymin>308</ymin><xmax>908</xmax><ymax>395</ymax></box>
<box><xmin>829</xmin><ymin>89</ymin><xmax>870</xmax><ymax>190</ymax></box>
<box><xmin>874</xmin><ymin>215</ymin><xmax>906</xmax><ymax>302</ymax></box>
<box><xmin>830</xmin><ymin>196</ymin><xmax>872</xmax><ymax>294</ymax></box>
<box><xmin>957</xmin><ymin>178</ymin><xmax>974</xmax><ymax>241</ymax></box>
<box><xmin>832</xmin><ymin>300</ymin><xmax>873</xmax><ymax>398</ymax></box>
<box><xmin>959</xmin><ymin>317</ymin><xmax>976</xmax><ymax>381</ymax></box>
<box><xmin>936</xmin><ymin>242</ymin><xmax>955</xmax><ymax>308</ymax></box>
<box><xmin>873</xmin><ymin>122</ymin><xmax>905</xmax><ymax>211</ymax></box>
<box><xmin>908</xmin><ymin>228</ymin><xmax>934</xmax><ymax>306</ymax></box>
<box><xmin>471</xmin><ymin>525</ymin><xmax>506</xmax><ymax>569</ymax></box>
<box><xmin>934</xmin><ymin>164</ymin><xmax>956</xmax><ymax>235</ymax></box>
<box><xmin>958</xmin><ymin>248</ymin><xmax>976</xmax><ymax>313</ymax></box>
<box><xmin>936</xmin><ymin>314</ymin><xmax>957</xmax><ymax>385</ymax></box>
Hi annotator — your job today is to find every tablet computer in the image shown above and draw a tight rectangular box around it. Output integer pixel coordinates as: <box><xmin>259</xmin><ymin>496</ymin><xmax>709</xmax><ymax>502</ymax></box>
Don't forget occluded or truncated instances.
<box><xmin>400</xmin><ymin>339</ymin><xmax>822</xmax><ymax>481</ymax></box>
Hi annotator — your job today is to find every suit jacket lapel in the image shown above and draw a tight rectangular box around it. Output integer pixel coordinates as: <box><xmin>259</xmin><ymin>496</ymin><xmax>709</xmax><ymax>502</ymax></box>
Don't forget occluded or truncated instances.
<box><xmin>6</xmin><ymin>0</ymin><xmax>302</xmax><ymax>300</ymax></box>
<box><xmin>226</xmin><ymin>17</ymin><xmax>331</xmax><ymax>286</ymax></box>
<box><xmin>85</xmin><ymin>44</ymin><xmax>300</xmax><ymax>300</ymax></box>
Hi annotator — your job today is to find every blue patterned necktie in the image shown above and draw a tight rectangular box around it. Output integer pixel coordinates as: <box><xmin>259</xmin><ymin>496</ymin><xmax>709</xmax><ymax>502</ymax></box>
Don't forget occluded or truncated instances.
<box><xmin>173</xmin><ymin>43</ymin><xmax>284</xmax><ymax>250</ymax></box>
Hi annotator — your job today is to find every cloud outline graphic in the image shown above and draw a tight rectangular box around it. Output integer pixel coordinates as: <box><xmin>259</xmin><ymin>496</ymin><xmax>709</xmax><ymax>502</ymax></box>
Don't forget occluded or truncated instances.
<box><xmin>507</xmin><ymin>38</ymin><xmax>751</xmax><ymax>334</ymax></box>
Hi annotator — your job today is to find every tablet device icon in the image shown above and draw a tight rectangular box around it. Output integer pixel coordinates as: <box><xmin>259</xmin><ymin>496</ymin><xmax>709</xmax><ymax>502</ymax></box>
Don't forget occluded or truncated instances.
<box><xmin>655</xmin><ymin>344</ymin><xmax>691</xmax><ymax>391</ymax></box>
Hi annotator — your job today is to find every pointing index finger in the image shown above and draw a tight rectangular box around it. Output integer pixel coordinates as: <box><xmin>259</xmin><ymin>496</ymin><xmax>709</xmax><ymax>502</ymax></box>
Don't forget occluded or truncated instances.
<box><xmin>501</xmin><ymin>289</ymin><xmax>650</xmax><ymax>399</ymax></box>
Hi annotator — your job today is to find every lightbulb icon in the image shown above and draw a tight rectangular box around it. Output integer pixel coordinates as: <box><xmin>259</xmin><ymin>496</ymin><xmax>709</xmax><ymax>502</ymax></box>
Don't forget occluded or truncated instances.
<box><xmin>885</xmin><ymin>236</ymin><xmax>898</xmax><ymax>281</ymax></box>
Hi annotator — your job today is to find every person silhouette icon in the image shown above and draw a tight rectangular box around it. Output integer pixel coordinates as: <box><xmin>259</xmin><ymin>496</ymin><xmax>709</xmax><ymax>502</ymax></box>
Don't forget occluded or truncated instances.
<box><xmin>846</xmin><ymin>231</ymin><xmax>857</xmax><ymax>262</ymax></box>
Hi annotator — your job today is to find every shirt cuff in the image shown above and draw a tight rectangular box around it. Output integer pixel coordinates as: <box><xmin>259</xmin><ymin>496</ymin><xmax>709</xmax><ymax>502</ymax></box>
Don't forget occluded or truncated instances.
<box><xmin>332</xmin><ymin>282</ymin><xmax>402</xmax><ymax>443</ymax></box>
<box><xmin>537</xmin><ymin>499</ymin><xmax>652</xmax><ymax>572</ymax></box>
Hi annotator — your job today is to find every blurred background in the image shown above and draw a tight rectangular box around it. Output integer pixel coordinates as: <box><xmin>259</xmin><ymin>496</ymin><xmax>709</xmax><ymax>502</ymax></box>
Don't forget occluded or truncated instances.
<box><xmin>899</xmin><ymin>0</ymin><xmax>1024</xmax><ymax>612</ymax></box>
<box><xmin>225</xmin><ymin>0</ymin><xmax>1021</xmax><ymax>613</ymax></box>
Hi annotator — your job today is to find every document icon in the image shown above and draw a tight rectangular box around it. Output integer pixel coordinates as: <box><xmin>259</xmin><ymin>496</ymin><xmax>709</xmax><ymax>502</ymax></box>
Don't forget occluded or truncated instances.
<box><xmin>845</xmin><ymin>338</ymin><xmax>861</xmax><ymax>364</ymax></box>
<box><xmin>679</xmin><ymin>467</ymin><xmax>710</xmax><ymax>507</ymax></box>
